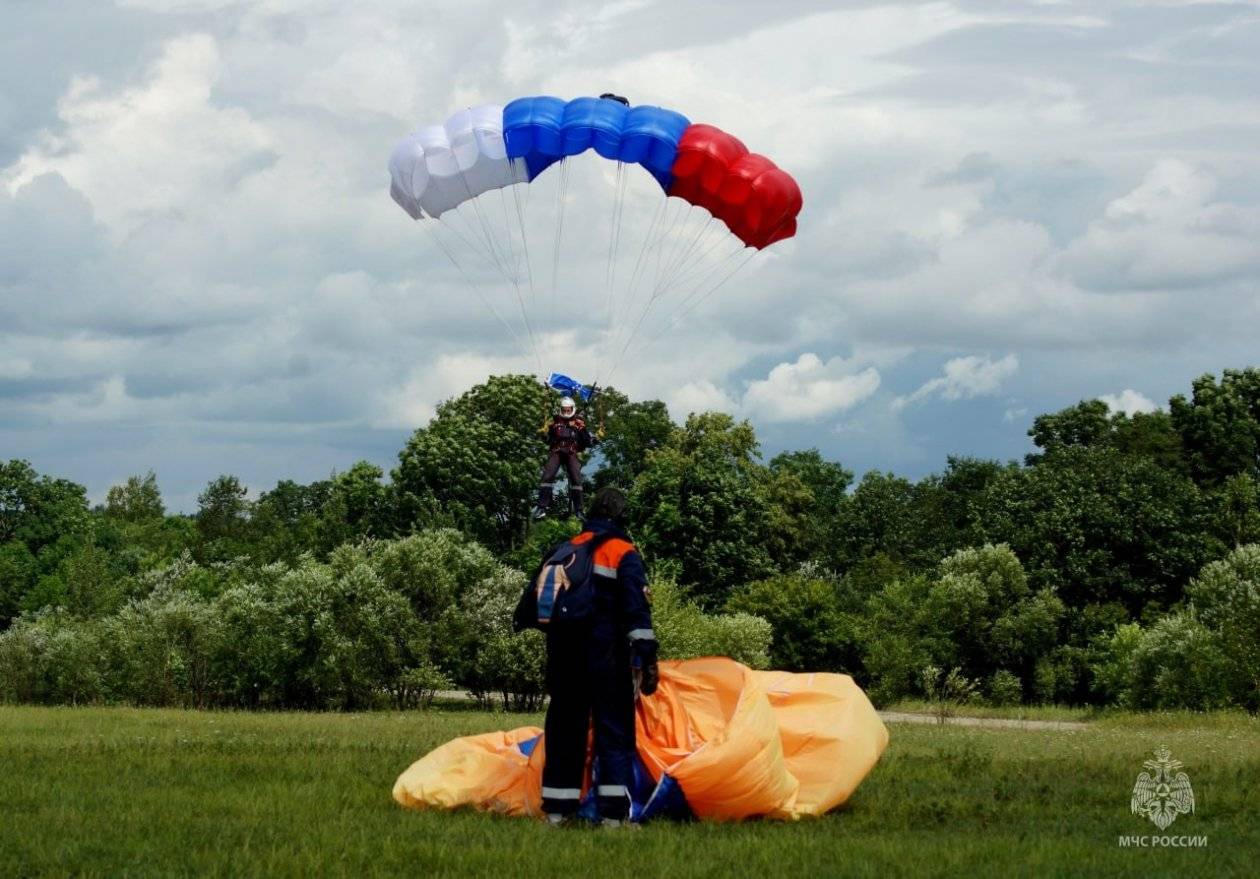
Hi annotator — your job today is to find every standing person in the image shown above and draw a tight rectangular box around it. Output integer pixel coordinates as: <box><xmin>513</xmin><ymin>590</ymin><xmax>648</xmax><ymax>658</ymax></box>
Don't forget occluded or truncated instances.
<box><xmin>535</xmin><ymin>487</ymin><xmax>658</xmax><ymax>827</ymax></box>
<box><xmin>533</xmin><ymin>396</ymin><xmax>596</xmax><ymax>520</ymax></box>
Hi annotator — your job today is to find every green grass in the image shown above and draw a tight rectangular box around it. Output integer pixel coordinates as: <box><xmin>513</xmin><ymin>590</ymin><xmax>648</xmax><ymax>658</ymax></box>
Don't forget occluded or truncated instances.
<box><xmin>2</xmin><ymin>706</ymin><xmax>1256</xmax><ymax>878</ymax></box>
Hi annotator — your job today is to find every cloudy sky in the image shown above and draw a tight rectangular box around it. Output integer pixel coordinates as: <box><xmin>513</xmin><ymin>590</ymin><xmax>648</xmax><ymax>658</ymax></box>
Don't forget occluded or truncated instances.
<box><xmin>3</xmin><ymin>0</ymin><xmax>1259</xmax><ymax>510</ymax></box>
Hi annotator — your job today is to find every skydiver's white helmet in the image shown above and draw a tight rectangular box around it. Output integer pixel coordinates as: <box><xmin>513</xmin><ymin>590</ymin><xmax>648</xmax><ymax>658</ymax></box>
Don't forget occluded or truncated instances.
<box><xmin>559</xmin><ymin>397</ymin><xmax>576</xmax><ymax>418</ymax></box>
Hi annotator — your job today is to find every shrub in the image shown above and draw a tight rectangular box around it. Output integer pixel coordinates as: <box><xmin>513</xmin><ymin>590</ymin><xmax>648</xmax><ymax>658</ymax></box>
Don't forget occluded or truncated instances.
<box><xmin>653</xmin><ymin>579</ymin><xmax>771</xmax><ymax>669</ymax></box>
<box><xmin>920</xmin><ymin>664</ymin><xmax>979</xmax><ymax>722</ymax></box>
<box><xmin>456</xmin><ymin>564</ymin><xmax>545</xmax><ymax>710</ymax></box>
<box><xmin>1187</xmin><ymin>543</ymin><xmax>1260</xmax><ymax>708</ymax></box>
<box><xmin>103</xmin><ymin>589</ymin><xmax>219</xmax><ymax>707</ymax></box>
<box><xmin>988</xmin><ymin>670</ymin><xmax>1023</xmax><ymax>706</ymax></box>
<box><xmin>0</xmin><ymin>611</ymin><xmax>108</xmax><ymax>705</ymax></box>
<box><xmin>1128</xmin><ymin>613</ymin><xmax>1235</xmax><ymax>710</ymax></box>
<box><xmin>726</xmin><ymin>572</ymin><xmax>860</xmax><ymax>672</ymax></box>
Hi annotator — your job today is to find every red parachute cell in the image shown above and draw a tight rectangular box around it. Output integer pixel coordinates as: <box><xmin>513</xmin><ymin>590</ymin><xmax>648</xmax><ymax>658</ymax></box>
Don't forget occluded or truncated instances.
<box><xmin>668</xmin><ymin>124</ymin><xmax>802</xmax><ymax>249</ymax></box>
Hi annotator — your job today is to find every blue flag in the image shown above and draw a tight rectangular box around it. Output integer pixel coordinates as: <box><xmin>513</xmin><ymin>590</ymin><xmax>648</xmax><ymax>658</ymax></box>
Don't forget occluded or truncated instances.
<box><xmin>546</xmin><ymin>373</ymin><xmax>595</xmax><ymax>402</ymax></box>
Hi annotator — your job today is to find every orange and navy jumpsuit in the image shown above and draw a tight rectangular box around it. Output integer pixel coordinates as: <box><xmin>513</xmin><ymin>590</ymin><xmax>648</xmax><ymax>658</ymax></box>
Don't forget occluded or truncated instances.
<box><xmin>537</xmin><ymin>415</ymin><xmax>594</xmax><ymax>513</ymax></box>
<box><xmin>540</xmin><ymin>518</ymin><xmax>655</xmax><ymax>821</ymax></box>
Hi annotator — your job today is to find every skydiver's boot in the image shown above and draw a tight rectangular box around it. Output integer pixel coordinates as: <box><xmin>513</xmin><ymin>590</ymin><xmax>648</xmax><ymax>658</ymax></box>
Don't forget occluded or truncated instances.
<box><xmin>569</xmin><ymin>487</ymin><xmax>584</xmax><ymax>522</ymax></box>
<box><xmin>533</xmin><ymin>483</ymin><xmax>554</xmax><ymax>520</ymax></box>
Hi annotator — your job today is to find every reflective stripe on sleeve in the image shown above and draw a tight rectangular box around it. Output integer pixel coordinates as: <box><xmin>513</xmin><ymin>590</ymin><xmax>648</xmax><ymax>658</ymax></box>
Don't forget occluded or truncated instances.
<box><xmin>593</xmin><ymin>564</ymin><xmax>617</xmax><ymax>578</ymax></box>
<box><xmin>541</xmin><ymin>787</ymin><xmax>581</xmax><ymax>800</ymax></box>
<box><xmin>627</xmin><ymin>628</ymin><xmax>655</xmax><ymax>641</ymax></box>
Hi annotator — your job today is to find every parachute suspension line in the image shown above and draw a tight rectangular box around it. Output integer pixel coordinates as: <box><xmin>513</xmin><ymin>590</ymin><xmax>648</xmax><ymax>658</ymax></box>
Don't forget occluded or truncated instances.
<box><xmin>647</xmin><ymin>198</ymin><xmax>686</xmax><ymax>297</ymax></box>
<box><xmin>507</xmin><ymin>160</ymin><xmax>537</xmax><ymax>308</ymax></box>
<box><xmin>440</xmin><ymin>215</ymin><xmax>543</xmax><ymax>375</ymax></box>
<box><xmin>604</xmin><ymin>161</ymin><xmax>627</xmax><ymax>329</ymax></box>
<box><xmin>608</xmin><ymin>208</ymin><xmax>795</xmax><ymax>386</ymax></box>
<box><xmin>421</xmin><ymin>221</ymin><xmax>527</xmax><ymax>361</ymax></box>
<box><xmin>550</xmin><ymin>158</ymin><xmax>571</xmax><ymax>316</ymax></box>
<box><xmin>605</xmin><ymin>204</ymin><xmax>696</xmax><ymax>385</ymax></box>
<box><xmin>652</xmin><ymin>234</ymin><xmax>743</xmax><ymax>316</ymax></box>
<box><xmin>496</xmin><ymin>187</ymin><xmax>520</xmax><ymax>285</ymax></box>
<box><xmin>659</xmin><ymin>246</ymin><xmax>759</xmax><ymax>336</ymax></box>
<box><xmin>594</xmin><ymin>194</ymin><xmax>666</xmax><ymax>385</ymax></box>
<box><xmin>608</xmin><ymin>205</ymin><xmax>705</xmax><ymax>376</ymax></box>
<box><xmin>606</xmin><ymin>246</ymin><xmax>759</xmax><ymax>388</ymax></box>
<box><xmin>454</xmin><ymin>164</ymin><xmax>515</xmax><ymax>289</ymax></box>
<box><xmin>650</xmin><ymin>213</ymin><xmax>713</xmax><ymax>302</ymax></box>
<box><xmin>616</xmin><ymin>196</ymin><xmax>666</xmax><ymax>326</ymax></box>
<box><xmin>654</xmin><ymin>219</ymin><xmax>734</xmax><ymax>312</ymax></box>
<box><xmin>599</xmin><ymin>195</ymin><xmax>670</xmax><ymax>380</ymax></box>
<box><xmin>435</xmin><ymin>208</ymin><xmax>502</xmax><ymax>274</ymax></box>
<box><xmin>448</xmin><ymin>157</ymin><xmax>544</xmax><ymax>375</ymax></box>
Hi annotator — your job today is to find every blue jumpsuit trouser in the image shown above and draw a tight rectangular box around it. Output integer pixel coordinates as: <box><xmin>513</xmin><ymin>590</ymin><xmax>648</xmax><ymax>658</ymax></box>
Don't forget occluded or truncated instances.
<box><xmin>540</xmin><ymin>619</ymin><xmax>636</xmax><ymax>819</ymax></box>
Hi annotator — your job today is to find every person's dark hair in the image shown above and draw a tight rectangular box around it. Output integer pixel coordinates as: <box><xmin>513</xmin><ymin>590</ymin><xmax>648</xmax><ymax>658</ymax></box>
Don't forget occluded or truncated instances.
<box><xmin>588</xmin><ymin>487</ymin><xmax>628</xmax><ymax>523</ymax></box>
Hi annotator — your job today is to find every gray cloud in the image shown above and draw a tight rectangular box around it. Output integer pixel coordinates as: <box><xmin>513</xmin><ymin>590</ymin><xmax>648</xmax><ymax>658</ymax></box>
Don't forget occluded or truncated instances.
<box><xmin>3</xmin><ymin>0</ymin><xmax>1259</xmax><ymax>508</ymax></box>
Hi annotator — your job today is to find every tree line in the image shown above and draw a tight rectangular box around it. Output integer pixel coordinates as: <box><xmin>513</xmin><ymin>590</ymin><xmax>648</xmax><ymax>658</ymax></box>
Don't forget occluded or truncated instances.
<box><xmin>2</xmin><ymin>368</ymin><xmax>1258</xmax><ymax>711</ymax></box>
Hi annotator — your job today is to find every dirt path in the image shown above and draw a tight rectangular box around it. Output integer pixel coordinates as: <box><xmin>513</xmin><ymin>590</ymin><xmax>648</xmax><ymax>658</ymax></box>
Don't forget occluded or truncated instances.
<box><xmin>878</xmin><ymin>711</ymin><xmax>1090</xmax><ymax>731</ymax></box>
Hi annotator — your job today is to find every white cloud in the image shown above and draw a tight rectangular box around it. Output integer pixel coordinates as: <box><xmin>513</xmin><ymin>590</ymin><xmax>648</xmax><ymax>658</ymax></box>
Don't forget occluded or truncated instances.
<box><xmin>1058</xmin><ymin>160</ymin><xmax>1260</xmax><ymax>291</ymax></box>
<box><xmin>743</xmin><ymin>353</ymin><xmax>881</xmax><ymax>423</ymax></box>
<box><xmin>4</xmin><ymin>35</ymin><xmax>275</xmax><ymax>241</ymax></box>
<box><xmin>668</xmin><ymin>380</ymin><xmax>740</xmax><ymax>420</ymax></box>
<box><xmin>894</xmin><ymin>354</ymin><xmax>1019</xmax><ymax>410</ymax></box>
<box><xmin>1098</xmin><ymin>389</ymin><xmax>1159</xmax><ymax>416</ymax></box>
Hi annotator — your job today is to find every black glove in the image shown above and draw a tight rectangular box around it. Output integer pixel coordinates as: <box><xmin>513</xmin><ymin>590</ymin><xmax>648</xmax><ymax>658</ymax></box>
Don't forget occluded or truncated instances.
<box><xmin>632</xmin><ymin>640</ymin><xmax>659</xmax><ymax>697</ymax></box>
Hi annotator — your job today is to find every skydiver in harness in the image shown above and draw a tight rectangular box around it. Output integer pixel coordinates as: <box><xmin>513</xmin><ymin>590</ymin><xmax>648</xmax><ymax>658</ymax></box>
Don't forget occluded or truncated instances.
<box><xmin>533</xmin><ymin>395</ymin><xmax>598</xmax><ymax>521</ymax></box>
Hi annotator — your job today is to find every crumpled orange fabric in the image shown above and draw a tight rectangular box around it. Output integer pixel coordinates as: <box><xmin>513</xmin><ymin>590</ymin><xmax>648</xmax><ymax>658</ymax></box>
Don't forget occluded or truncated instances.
<box><xmin>393</xmin><ymin>657</ymin><xmax>888</xmax><ymax>820</ymax></box>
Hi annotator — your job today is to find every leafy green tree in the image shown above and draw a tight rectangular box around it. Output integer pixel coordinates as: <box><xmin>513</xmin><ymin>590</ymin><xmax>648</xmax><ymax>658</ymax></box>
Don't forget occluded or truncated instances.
<box><xmin>19</xmin><ymin>541</ymin><xmax>126</xmax><ymax>619</ymax></box>
<box><xmin>591</xmin><ymin>391</ymin><xmax>675</xmax><ymax>491</ymax></box>
<box><xmin>1028</xmin><ymin>401</ymin><xmax>1186</xmax><ymax>473</ymax></box>
<box><xmin>393</xmin><ymin>375</ymin><xmax>550</xmax><ymax>550</ymax></box>
<box><xmin>827</xmin><ymin>471</ymin><xmax>918</xmax><ymax>571</ymax></box>
<box><xmin>319</xmin><ymin>461</ymin><xmax>389</xmax><ymax>548</ymax></box>
<box><xmin>979</xmin><ymin>446</ymin><xmax>1213</xmax><ymax>614</ymax></box>
<box><xmin>248</xmin><ymin>478</ymin><xmax>331</xmax><ymax>562</ymax></box>
<box><xmin>104</xmin><ymin>472</ymin><xmax>165</xmax><ymax>522</ymax></box>
<box><xmin>1214</xmin><ymin>473</ymin><xmax>1260</xmax><ymax>549</ymax></box>
<box><xmin>630</xmin><ymin>413</ymin><xmax>774</xmax><ymax>604</ymax></box>
<box><xmin>1027</xmin><ymin>399</ymin><xmax>1113</xmax><ymax>459</ymax></box>
<box><xmin>0</xmin><ymin>460</ymin><xmax>90</xmax><ymax>555</ymax></box>
<box><xmin>1170</xmin><ymin>368</ymin><xmax>1260</xmax><ymax>486</ymax></box>
<box><xmin>926</xmin><ymin>545</ymin><xmax>1065</xmax><ymax>686</ymax></box>
<box><xmin>196</xmin><ymin>475</ymin><xmax>251</xmax><ymax>560</ymax></box>
<box><xmin>0</xmin><ymin>541</ymin><xmax>37</xmax><ymax>628</ymax></box>
<box><xmin>766</xmin><ymin>450</ymin><xmax>852</xmax><ymax>563</ymax></box>
<box><xmin>862</xmin><ymin>546</ymin><xmax>1064</xmax><ymax>703</ymax></box>
<box><xmin>909</xmin><ymin>457</ymin><xmax>1015</xmax><ymax>564</ymax></box>
<box><xmin>860</xmin><ymin>574</ymin><xmax>933</xmax><ymax>704</ymax></box>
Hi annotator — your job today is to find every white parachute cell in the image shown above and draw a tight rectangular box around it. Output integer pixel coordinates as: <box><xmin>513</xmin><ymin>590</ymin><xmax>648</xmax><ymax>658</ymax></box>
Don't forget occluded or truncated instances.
<box><xmin>388</xmin><ymin>104</ymin><xmax>518</xmax><ymax>220</ymax></box>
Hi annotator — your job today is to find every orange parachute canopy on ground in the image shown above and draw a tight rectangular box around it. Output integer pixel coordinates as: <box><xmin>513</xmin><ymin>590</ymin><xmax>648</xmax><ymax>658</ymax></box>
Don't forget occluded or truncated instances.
<box><xmin>393</xmin><ymin>658</ymin><xmax>888</xmax><ymax>821</ymax></box>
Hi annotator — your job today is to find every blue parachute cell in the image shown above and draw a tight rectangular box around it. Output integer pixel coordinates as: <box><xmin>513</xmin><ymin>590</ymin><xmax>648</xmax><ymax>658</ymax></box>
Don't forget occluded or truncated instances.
<box><xmin>503</xmin><ymin>96</ymin><xmax>690</xmax><ymax>189</ymax></box>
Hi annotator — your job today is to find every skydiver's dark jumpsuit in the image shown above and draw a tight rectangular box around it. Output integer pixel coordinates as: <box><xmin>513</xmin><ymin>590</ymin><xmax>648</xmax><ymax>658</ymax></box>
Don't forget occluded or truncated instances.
<box><xmin>537</xmin><ymin>415</ymin><xmax>595</xmax><ymax>515</ymax></box>
<box><xmin>539</xmin><ymin>518</ymin><xmax>656</xmax><ymax>821</ymax></box>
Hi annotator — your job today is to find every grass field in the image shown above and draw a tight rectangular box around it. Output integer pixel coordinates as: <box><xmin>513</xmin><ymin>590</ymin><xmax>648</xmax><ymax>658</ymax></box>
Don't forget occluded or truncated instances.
<box><xmin>2</xmin><ymin>705</ymin><xmax>1256</xmax><ymax>878</ymax></box>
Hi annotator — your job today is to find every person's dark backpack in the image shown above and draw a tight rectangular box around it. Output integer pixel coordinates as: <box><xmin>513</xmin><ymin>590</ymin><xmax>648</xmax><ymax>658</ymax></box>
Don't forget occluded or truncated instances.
<box><xmin>513</xmin><ymin>532</ymin><xmax>616</xmax><ymax>632</ymax></box>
